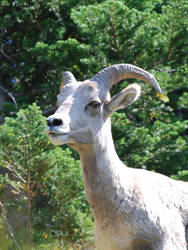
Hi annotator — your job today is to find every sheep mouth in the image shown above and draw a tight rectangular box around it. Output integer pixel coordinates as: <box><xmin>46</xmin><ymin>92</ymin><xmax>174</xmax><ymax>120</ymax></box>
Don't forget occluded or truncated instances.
<box><xmin>48</xmin><ymin>131</ymin><xmax>68</xmax><ymax>136</ymax></box>
<box><xmin>48</xmin><ymin>131</ymin><xmax>56</xmax><ymax>135</ymax></box>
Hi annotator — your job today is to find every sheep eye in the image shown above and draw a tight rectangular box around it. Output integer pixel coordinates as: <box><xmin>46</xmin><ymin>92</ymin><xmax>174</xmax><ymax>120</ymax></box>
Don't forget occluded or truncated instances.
<box><xmin>88</xmin><ymin>101</ymin><xmax>101</xmax><ymax>109</ymax></box>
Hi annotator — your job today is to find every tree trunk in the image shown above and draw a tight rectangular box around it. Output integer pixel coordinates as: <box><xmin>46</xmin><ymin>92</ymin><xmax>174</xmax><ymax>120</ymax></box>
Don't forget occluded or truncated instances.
<box><xmin>0</xmin><ymin>79</ymin><xmax>7</xmax><ymax>124</ymax></box>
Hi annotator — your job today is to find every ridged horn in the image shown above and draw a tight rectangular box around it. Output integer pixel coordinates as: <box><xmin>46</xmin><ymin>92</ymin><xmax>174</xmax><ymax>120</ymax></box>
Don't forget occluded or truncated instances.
<box><xmin>90</xmin><ymin>64</ymin><xmax>162</xmax><ymax>94</ymax></box>
<box><xmin>60</xmin><ymin>71</ymin><xmax>77</xmax><ymax>91</ymax></box>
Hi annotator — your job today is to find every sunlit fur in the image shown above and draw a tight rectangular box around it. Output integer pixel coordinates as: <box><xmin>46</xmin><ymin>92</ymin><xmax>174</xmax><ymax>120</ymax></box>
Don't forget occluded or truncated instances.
<box><xmin>46</xmin><ymin>66</ymin><xmax>188</xmax><ymax>250</ymax></box>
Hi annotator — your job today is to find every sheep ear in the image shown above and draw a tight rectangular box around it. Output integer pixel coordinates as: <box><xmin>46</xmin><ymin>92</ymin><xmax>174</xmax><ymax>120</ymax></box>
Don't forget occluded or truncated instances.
<box><xmin>59</xmin><ymin>79</ymin><xmax>65</xmax><ymax>91</ymax></box>
<box><xmin>60</xmin><ymin>71</ymin><xmax>77</xmax><ymax>91</ymax></box>
<box><xmin>104</xmin><ymin>84</ymin><xmax>141</xmax><ymax>116</ymax></box>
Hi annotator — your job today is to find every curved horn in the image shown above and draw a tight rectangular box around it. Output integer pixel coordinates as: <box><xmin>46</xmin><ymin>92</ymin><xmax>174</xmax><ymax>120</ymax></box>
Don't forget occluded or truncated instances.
<box><xmin>90</xmin><ymin>64</ymin><xmax>162</xmax><ymax>94</ymax></box>
<box><xmin>60</xmin><ymin>71</ymin><xmax>77</xmax><ymax>90</ymax></box>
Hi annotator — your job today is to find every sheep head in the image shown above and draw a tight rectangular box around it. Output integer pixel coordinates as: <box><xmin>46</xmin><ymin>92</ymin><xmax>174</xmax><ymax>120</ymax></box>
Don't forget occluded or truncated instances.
<box><xmin>46</xmin><ymin>64</ymin><xmax>161</xmax><ymax>146</ymax></box>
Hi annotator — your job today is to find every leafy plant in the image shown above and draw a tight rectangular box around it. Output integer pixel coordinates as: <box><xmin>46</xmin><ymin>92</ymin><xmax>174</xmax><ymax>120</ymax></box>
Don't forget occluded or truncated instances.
<box><xmin>112</xmin><ymin>112</ymin><xmax>188</xmax><ymax>177</ymax></box>
<box><xmin>0</xmin><ymin>104</ymin><xmax>93</xmax><ymax>249</ymax></box>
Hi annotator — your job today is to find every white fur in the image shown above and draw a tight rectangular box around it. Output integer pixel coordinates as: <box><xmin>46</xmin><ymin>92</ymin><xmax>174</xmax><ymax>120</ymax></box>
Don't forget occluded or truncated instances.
<box><xmin>46</xmin><ymin>67</ymin><xmax>188</xmax><ymax>250</ymax></box>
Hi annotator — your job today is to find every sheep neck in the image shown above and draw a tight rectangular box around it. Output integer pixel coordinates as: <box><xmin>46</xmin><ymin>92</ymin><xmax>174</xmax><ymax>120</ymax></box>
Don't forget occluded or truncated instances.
<box><xmin>71</xmin><ymin>122</ymin><xmax>126</xmax><ymax>221</ymax></box>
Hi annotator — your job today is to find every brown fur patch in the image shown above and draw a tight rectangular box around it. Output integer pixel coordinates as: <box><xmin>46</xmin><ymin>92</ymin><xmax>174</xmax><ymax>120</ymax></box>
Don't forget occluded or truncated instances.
<box><xmin>133</xmin><ymin>238</ymin><xmax>153</xmax><ymax>250</ymax></box>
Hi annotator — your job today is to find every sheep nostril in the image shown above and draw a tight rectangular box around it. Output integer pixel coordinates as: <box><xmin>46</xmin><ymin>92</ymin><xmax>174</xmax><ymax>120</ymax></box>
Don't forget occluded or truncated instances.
<box><xmin>52</xmin><ymin>118</ymin><xmax>63</xmax><ymax>126</ymax></box>
<box><xmin>46</xmin><ymin>119</ymin><xmax>52</xmax><ymax>127</ymax></box>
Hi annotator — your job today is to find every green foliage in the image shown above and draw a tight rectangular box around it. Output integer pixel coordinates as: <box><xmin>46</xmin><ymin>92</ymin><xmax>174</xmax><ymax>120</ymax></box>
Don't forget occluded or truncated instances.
<box><xmin>112</xmin><ymin>112</ymin><xmax>188</xmax><ymax>177</ymax></box>
<box><xmin>0</xmin><ymin>219</ymin><xmax>8</xmax><ymax>250</ymax></box>
<box><xmin>71</xmin><ymin>0</ymin><xmax>187</xmax><ymax>67</ymax></box>
<box><xmin>172</xmin><ymin>170</ymin><xmax>188</xmax><ymax>182</ymax></box>
<box><xmin>0</xmin><ymin>0</ymin><xmax>187</xmax><ymax>117</ymax></box>
<box><xmin>33</xmin><ymin>147</ymin><xmax>93</xmax><ymax>248</ymax></box>
<box><xmin>0</xmin><ymin>104</ymin><xmax>93</xmax><ymax>249</ymax></box>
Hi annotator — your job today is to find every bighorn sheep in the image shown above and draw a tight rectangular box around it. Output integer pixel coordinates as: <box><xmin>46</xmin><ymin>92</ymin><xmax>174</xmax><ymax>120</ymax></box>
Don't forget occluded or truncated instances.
<box><xmin>46</xmin><ymin>64</ymin><xmax>188</xmax><ymax>250</ymax></box>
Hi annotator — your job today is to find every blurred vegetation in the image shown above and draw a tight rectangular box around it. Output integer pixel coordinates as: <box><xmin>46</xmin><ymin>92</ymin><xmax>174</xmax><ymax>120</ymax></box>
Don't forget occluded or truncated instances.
<box><xmin>0</xmin><ymin>0</ymin><xmax>187</xmax><ymax>249</ymax></box>
<box><xmin>0</xmin><ymin>104</ymin><xmax>93</xmax><ymax>249</ymax></box>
